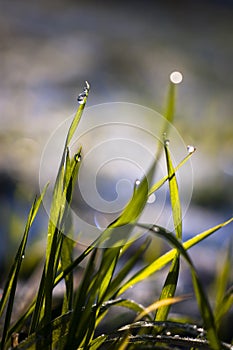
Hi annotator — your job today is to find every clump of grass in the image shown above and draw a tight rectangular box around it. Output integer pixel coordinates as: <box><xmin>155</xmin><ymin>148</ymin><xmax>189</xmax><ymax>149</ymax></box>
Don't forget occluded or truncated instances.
<box><xmin>0</xmin><ymin>81</ymin><xmax>233</xmax><ymax>350</ymax></box>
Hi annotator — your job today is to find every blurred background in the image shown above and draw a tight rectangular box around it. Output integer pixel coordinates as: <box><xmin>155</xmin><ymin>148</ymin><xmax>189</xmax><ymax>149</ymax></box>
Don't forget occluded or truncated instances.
<box><xmin>0</xmin><ymin>0</ymin><xmax>233</xmax><ymax>299</ymax></box>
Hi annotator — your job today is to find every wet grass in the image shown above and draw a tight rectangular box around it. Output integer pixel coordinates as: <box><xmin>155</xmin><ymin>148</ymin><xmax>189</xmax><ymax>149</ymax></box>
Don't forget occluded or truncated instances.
<box><xmin>0</xmin><ymin>81</ymin><xmax>233</xmax><ymax>350</ymax></box>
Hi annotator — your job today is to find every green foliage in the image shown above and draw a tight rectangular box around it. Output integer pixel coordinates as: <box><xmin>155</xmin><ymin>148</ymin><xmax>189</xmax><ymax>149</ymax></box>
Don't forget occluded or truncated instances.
<box><xmin>0</xmin><ymin>81</ymin><xmax>233</xmax><ymax>350</ymax></box>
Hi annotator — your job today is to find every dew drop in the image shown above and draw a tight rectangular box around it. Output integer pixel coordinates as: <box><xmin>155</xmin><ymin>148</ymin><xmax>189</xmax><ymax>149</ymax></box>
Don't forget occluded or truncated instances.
<box><xmin>152</xmin><ymin>225</ymin><xmax>160</xmax><ymax>233</ymax></box>
<box><xmin>164</xmin><ymin>139</ymin><xmax>170</xmax><ymax>147</ymax></box>
<box><xmin>147</xmin><ymin>193</ymin><xmax>156</xmax><ymax>204</ymax></box>
<box><xmin>22</xmin><ymin>255</ymin><xmax>25</xmax><ymax>259</ymax></box>
<box><xmin>187</xmin><ymin>145</ymin><xmax>196</xmax><ymax>154</ymax></box>
<box><xmin>135</xmin><ymin>179</ymin><xmax>141</xmax><ymax>187</ymax></box>
<box><xmin>170</xmin><ymin>71</ymin><xmax>183</xmax><ymax>84</ymax></box>
<box><xmin>77</xmin><ymin>92</ymin><xmax>86</xmax><ymax>105</ymax></box>
<box><xmin>166</xmin><ymin>331</ymin><xmax>171</xmax><ymax>336</ymax></box>
<box><xmin>74</xmin><ymin>153</ymin><xmax>82</xmax><ymax>162</ymax></box>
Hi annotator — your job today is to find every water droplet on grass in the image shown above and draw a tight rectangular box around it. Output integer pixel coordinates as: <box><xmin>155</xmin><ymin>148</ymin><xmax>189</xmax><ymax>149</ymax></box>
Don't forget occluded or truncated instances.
<box><xmin>77</xmin><ymin>92</ymin><xmax>86</xmax><ymax>105</ymax></box>
<box><xmin>164</xmin><ymin>139</ymin><xmax>170</xmax><ymax>146</ymax></box>
<box><xmin>22</xmin><ymin>255</ymin><xmax>25</xmax><ymax>259</ymax></box>
<box><xmin>77</xmin><ymin>81</ymin><xmax>90</xmax><ymax>104</ymax></box>
<box><xmin>187</xmin><ymin>145</ymin><xmax>196</xmax><ymax>154</ymax></box>
<box><xmin>152</xmin><ymin>225</ymin><xmax>160</xmax><ymax>233</ymax></box>
<box><xmin>147</xmin><ymin>193</ymin><xmax>156</xmax><ymax>204</ymax></box>
<box><xmin>74</xmin><ymin>153</ymin><xmax>82</xmax><ymax>162</ymax></box>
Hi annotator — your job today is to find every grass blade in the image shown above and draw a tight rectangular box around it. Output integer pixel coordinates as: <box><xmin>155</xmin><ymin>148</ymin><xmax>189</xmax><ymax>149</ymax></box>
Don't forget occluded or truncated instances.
<box><xmin>0</xmin><ymin>184</ymin><xmax>48</xmax><ymax>350</ymax></box>
<box><xmin>155</xmin><ymin>139</ymin><xmax>182</xmax><ymax>322</ymax></box>
<box><xmin>30</xmin><ymin>89</ymin><xmax>87</xmax><ymax>333</ymax></box>
<box><xmin>155</xmin><ymin>256</ymin><xmax>180</xmax><ymax>322</ymax></box>
<box><xmin>214</xmin><ymin>244</ymin><xmax>233</xmax><ymax>330</ymax></box>
<box><xmin>100</xmin><ymin>298</ymin><xmax>151</xmax><ymax>318</ymax></box>
<box><xmin>164</xmin><ymin>139</ymin><xmax>182</xmax><ymax>239</ymax></box>
<box><xmin>60</xmin><ymin>235</ymin><xmax>75</xmax><ymax>313</ymax></box>
<box><xmin>215</xmin><ymin>286</ymin><xmax>233</xmax><ymax>332</ymax></box>
<box><xmin>156</xmin><ymin>79</ymin><xmax>176</xmax><ymax>160</ymax></box>
<box><xmin>137</xmin><ymin>223</ymin><xmax>222</xmax><ymax>349</ymax></box>
<box><xmin>148</xmin><ymin>148</ymin><xmax>195</xmax><ymax>196</ymax></box>
<box><xmin>63</xmin><ymin>248</ymin><xmax>98</xmax><ymax>350</ymax></box>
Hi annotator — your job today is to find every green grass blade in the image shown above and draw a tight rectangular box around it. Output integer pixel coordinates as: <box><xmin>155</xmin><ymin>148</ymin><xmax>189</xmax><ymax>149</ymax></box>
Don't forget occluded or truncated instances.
<box><xmin>89</xmin><ymin>160</ymin><xmax>156</xmax><ymax>249</ymax></box>
<box><xmin>96</xmin><ymin>248</ymin><xmax>121</xmax><ymax>303</ymax></box>
<box><xmin>65</xmin><ymin>81</ymin><xmax>89</xmax><ymax>147</ymax></box>
<box><xmin>0</xmin><ymin>184</ymin><xmax>48</xmax><ymax>350</ymax></box>
<box><xmin>81</xmin><ymin>248</ymin><xmax>122</xmax><ymax>348</ymax></box>
<box><xmin>156</xmin><ymin>79</ymin><xmax>176</xmax><ymax>160</ymax></box>
<box><xmin>164</xmin><ymin>79</ymin><xmax>176</xmax><ymax>125</ymax></box>
<box><xmin>155</xmin><ymin>139</ymin><xmax>182</xmax><ymax>322</ymax></box>
<box><xmin>84</xmin><ymin>335</ymin><xmax>108</xmax><ymax>350</ymax></box>
<box><xmin>32</xmin><ymin>93</ymin><xmax>85</xmax><ymax>332</ymax></box>
<box><xmin>16</xmin><ymin>312</ymin><xmax>72</xmax><ymax>350</ymax></box>
<box><xmin>59</xmin><ymin>150</ymin><xmax>81</xmax><ymax>314</ymax></box>
<box><xmin>215</xmin><ymin>286</ymin><xmax>233</xmax><ymax>333</ymax></box>
<box><xmin>214</xmin><ymin>245</ymin><xmax>233</xmax><ymax>330</ymax></box>
<box><xmin>117</xmin><ymin>217</ymin><xmax>233</xmax><ymax>296</ymax></box>
<box><xmin>136</xmin><ymin>223</ymin><xmax>222</xmax><ymax>349</ymax></box>
<box><xmin>108</xmin><ymin>238</ymin><xmax>151</xmax><ymax>299</ymax></box>
<box><xmin>155</xmin><ymin>255</ymin><xmax>180</xmax><ymax>322</ymax></box>
<box><xmin>60</xmin><ymin>235</ymin><xmax>75</xmax><ymax>313</ymax></box>
<box><xmin>109</xmin><ymin>166</ymin><xmax>152</xmax><ymax>228</ymax></box>
<box><xmin>29</xmin><ymin>266</ymin><xmax>46</xmax><ymax>334</ymax></box>
<box><xmin>100</xmin><ymin>298</ymin><xmax>151</xmax><ymax>319</ymax></box>
<box><xmin>63</xmin><ymin>249</ymin><xmax>98</xmax><ymax>350</ymax></box>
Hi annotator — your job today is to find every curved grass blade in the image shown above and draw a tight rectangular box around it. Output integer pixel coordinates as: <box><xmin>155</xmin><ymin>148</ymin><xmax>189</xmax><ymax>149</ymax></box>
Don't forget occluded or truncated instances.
<box><xmin>100</xmin><ymin>298</ymin><xmax>152</xmax><ymax>319</ymax></box>
<box><xmin>116</xmin><ymin>217</ymin><xmax>233</xmax><ymax>296</ymax></box>
<box><xmin>136</xmin><ymin>223</ymin><xmax>222</xmax><ymax>350</ymax></box>
<box><xmin>135</xmin><ymin>295</ymin><xmax>188</xmax><ymax>322</ymax></box>
<box><xmin>0</xmin><ymin>184</ymin><xmax>48</xmax><ymax>350</ymax></box>
<box><xmin>103</xmin><ymin>333</ymin><xmax>232</xmax><ymax>350</ymax></box>
<box><xmin>116</xmin><ymin>296</ymin><xmax>188</xmax><ymax>350</ymax></box>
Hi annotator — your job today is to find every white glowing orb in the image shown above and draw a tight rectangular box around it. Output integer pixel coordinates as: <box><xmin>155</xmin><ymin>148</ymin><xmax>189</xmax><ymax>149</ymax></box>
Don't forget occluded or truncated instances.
<box><xmin>147</xmin><ymin>193</ymin><xmax>156</xmax><ymax>204</ymax></box>
<box><xmin>170</xmin><ymin>71</ymin><xmax>183</xmax><ymax>84</ymax></box>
